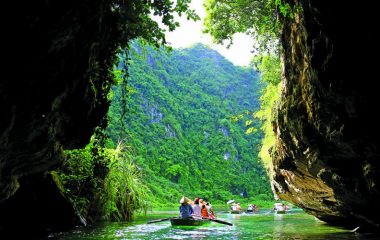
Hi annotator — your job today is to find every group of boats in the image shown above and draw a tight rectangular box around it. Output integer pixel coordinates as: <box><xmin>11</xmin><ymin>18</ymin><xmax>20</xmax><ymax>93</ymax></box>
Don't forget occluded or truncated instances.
<box><xmin>229</xmin><ymin>202</ymin><xmax>259</xmax><ymax>214</ymax></box>
<box><xmin>148</xmin><ymin>202</ymin><xmax>289</xmax><ymax>227</ymax></box>
<box><xmin>230</xmin><ymin>202</ymin><xmax>288</xmax><ymax>215</ymax></box>
<box><xmin>229</xmin><ymin>209</ymin><xmax>258</xmax><ymax>214</ymax></box>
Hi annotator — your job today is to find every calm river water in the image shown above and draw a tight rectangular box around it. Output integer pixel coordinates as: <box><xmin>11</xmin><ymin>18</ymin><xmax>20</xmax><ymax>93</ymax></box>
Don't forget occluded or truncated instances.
<box><xmin>52</xmin><ymin>208</ymin><xmax>377</xmax><ymax>239</ymax></box>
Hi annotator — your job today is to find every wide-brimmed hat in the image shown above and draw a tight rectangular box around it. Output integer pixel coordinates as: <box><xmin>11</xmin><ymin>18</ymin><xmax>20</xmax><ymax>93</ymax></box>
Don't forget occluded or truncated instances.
<box><xmin>180</xmin><ymin>196</ymin><xmax>190</xmax><ymax>204</ymax></box>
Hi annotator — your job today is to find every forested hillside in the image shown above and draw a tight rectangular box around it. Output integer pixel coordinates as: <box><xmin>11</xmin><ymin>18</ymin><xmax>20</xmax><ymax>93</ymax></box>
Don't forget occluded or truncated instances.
<box><xmin>107</xmin><ymin>42</ymin><xmax>272</xmax><ymax>206</ymax></box>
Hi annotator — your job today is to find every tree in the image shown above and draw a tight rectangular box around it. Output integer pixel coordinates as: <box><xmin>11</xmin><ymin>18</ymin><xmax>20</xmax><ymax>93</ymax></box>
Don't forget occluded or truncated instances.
<box><xmin>203</xmin><ymin>0</ymin><xmax>280</xmax><ymax>53</ymax></box>
<box><xmin>115</xmin><ymin>0</ymin><xmax>199</xmax><ymax>48</ymax></box>
<box><xmin>252</xmin><ymin>54</ymin><xmax>281</xmax><ymax>85</ymax></box>
<box><xmin>252</xmin><ymin>54</ymin><xmax>281</xmax><ymax>173</ymax></box>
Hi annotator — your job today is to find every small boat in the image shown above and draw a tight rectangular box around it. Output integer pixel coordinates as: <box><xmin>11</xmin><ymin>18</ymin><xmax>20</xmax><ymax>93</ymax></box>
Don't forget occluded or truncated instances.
<box><xmin>246</xmin><ymin>209</ymin><xmax>259</xmax><ymax>214</ymax></box>
<box><xmin>170</xmin><ymin>217</ymin><xmax>209</xmax><ymax>226</ymax></box>
<box><xmin>230</xmin><ymin>210</ymin><xmax>242</xmax><ymax>214</ymax></box>
<box><xmin>274</xmin><ymin>203</ymin><xmax>287</xmax><ymax>214</ymax></box>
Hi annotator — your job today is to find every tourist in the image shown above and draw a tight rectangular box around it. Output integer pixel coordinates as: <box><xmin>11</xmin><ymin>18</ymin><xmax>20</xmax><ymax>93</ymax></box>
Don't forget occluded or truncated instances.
<box><xmin>179</xmin><ymin>196</ymin><xmax>193</xmax><ymax>218</ymax></box>
<box><xmin>206</xmin><ymin>202</ymin><xmax>215</xmax><ymax>219</ymax></box>
<box><xmin>247</xmin><ymin>204</ymin><xmax>254</xmax><ymax>211</ymax></box>
<box><xmin>200</xmin><ymin>199</ymin><xmax>209</xmax><ymax>218</ymax></box>
<box><xmin>236</xmin><ymin>203</ymin><xmax>241</xmax><ymax>211</ymax></box>
<box><xmin>231</xmin><ymin>203</ymin><xmax>237</xmax><ymax>211</ymax></box>
<box><xmin>253</xmin><ymin>204</ymin><xmax>259</xmax><ymax>212</ymax></box>
<box><xmin>192</xmin><ymin>197</ymin><xmax>201</xmax><ymax>217</ymax></box>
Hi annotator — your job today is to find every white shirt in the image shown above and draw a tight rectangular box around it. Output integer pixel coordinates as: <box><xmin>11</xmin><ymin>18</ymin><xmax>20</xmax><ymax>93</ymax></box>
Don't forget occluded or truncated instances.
<box><xmin>193</xmin><ymin>204</ymin><xmax>201</xmax><ymax>216</ymax></box>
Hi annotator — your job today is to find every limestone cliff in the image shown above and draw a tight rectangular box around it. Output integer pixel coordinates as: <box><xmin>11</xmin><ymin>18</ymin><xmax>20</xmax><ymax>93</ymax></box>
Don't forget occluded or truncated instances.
<box><xmin>272</xmin><ymin>0</ymin><xmax>380</xmax><ymax>230</ymax></box>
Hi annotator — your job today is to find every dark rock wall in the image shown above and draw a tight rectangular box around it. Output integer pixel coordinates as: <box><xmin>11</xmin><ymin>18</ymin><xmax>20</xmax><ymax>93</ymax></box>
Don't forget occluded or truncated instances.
<box><xmin>0</xmin><ymin>172</ymin><xmax>85</xmax><ymax>236</ymax></box>
<box><xmin>0</xmin><ymin>0</ymin><xmax>119</xmax><ymax>202</ymax></box>
<box><xmin>273</xmin><ymin>0</ymin><xmax>380</xmax><ymax>230</ymax></box>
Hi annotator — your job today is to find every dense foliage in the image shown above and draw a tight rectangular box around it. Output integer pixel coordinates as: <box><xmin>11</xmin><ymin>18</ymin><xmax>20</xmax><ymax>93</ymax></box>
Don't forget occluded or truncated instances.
<box><xmin>113</xmin><ymin>0</ymin><xmax>199</xmax><ymax>47</ymax></box>
<box><xmin>252</xmin><ymin>55</ymin><xmax>281</xmax><ymax>174</ymax></box>
<box><xmin>57</xmin><ymin>0</ymin><xmax>283</xmax><ymax>220</ymax></box>
<box><xmin>204</xmin><ymin>0</ymin><xmax>286</xmax><ymax>195</ymax></box>
<box><xmin>56</xmin><ymin>0</ymin><xmax>201</xmax><ymax>222</ymax></box>
<box><xmin>204</xmin><ymin>0</ymin><xmax>279</xmax><ymax>52</ymax></box>
<box><xmin>58</xmin><ymin>131</ymin><xmax>150</xmax><ymax>222</ymax></box>
<box><xmin>230</xmin><ymin>54</ymin><xmax>281</xmax><ymax>176</ymax></box>
<box><xmin>203</xmin><ymin>0</ymin><xmax>299</xmax><ymax>53</ymax></box>
<box><xmin>107</xmin><ymin>42</ymin><xmax>273</xmax><ymax>207</ymax></box>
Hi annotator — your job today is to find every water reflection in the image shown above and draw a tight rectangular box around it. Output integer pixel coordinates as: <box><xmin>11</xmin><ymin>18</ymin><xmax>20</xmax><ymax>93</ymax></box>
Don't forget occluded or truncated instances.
<box><xmin>53</xmin><ymin>209</ymin><xmax>379</xmax><ymax>240</ymax></box>
<box><xmin>273</xmin><ymin>213</ymin><xmax>284</xmax><ymax>221</ymax></box>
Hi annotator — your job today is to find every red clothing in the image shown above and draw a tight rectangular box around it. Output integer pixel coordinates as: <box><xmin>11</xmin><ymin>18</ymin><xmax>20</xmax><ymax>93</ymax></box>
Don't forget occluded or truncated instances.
<box><xmin>208</xmin><ymin>208</ymin><xmax>215</xmax><ymax>219</ymax></box>
<box><xmin>201</xmin><ymin>206</ymin><xmax>209</xmax><ymax>218</ymax></box>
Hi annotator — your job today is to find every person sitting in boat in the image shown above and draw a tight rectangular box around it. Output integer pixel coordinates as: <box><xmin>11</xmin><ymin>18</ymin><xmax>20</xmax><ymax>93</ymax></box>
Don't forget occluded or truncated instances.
<box><xmin>179</xmin><ymin>196</ymin><xmax>193</xmax><ymax>218</ymax></box>
<box><xmin>200</xmin><ymin>199</ymin><xmax>209</xmax><ymax>218</ymax></box>
<box><xmin>253</xmin><ymin>204</ymin><xmax>259</xmax><ymax>212</ymax></box>
<box><xmin>231</xmin><ymin>203</ymin><xmax>237</xmax><ymax>211</ymax></box>
<box><xmin>283</xmin><ymin>203</ymin><xmax>288</xmax><ymax>211</ymax></box>
<box><xmin>192</xmin><ymin>197</ymin><xmax>202</xmax><ymax>217</ymax></box>
<box><xmin>273</xmin><ymin>203</ymin><xmax>278</xmax><ymax>211</ymax></box>
<box><xmin>247</xmin><ymin>204</ymin><xmax>254</xmax><ymax>212</ymax></box>
<box><xmin>274</xmin><ymin>202</ymin><xmax>286</xmax><ymax>213</ymax></box>
<box><xmin>236</xmin><ymin>203</ymin><xmax>241</xmax><ymax>211</ymax></box>
<box><xmin>206</xmin><ymin>202</ymin><xmax>215</xmax><ymax>219</ymax></box>
<box><xmin>281</xmin><ymin>203</ymin><xmax>288</xmax><ymax>212</ymax></box>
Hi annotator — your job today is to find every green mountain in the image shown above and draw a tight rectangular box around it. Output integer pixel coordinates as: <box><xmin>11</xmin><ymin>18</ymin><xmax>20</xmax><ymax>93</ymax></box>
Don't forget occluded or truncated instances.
<box><xmin>107</xmin><ymin>42</ymin><xmax>272</xmax><ymax>206</ymax></box>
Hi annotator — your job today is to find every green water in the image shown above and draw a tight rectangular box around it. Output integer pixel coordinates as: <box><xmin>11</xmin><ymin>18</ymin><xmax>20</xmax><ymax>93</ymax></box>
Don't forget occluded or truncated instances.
<box><xmin>53</xmin><ymin>209</ymin><xmax>376</xmax><ymax>239</ymax></box>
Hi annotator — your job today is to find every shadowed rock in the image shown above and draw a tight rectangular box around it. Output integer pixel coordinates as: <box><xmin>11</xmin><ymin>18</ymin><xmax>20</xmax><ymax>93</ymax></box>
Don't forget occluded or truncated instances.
<box><xmin>0</xmin><ymin>0</ymin><xmax>119</xmax><ymax>202</ymax></box>
<box><xmin>272</xmin><ymin>0</ymin><xmax>380</xmax><ymax>231</ymax></box>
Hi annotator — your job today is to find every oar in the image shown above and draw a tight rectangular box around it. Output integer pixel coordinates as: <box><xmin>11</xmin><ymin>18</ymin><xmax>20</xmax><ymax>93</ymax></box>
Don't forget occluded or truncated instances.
<box><xmin>209</xmin><ymin>218</ymin><xmax>233</xmax><ymax>226</ymax></box>
<box><xmin>147</xmin><ymin>217</ymin><xmax>171</xmax><ymax>224</ymax></box>
<box><xmin>196</xmin><ymin>216</ymin><xmax>233</xmax><ymax>226</ymax></box>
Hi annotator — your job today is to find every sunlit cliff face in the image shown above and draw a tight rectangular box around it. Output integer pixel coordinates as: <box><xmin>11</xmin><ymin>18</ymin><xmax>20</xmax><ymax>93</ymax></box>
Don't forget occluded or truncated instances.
<box><xmin>271</xmin><ymin>0</ymin><xmax>380</xmax><ymax>231</ymax></box>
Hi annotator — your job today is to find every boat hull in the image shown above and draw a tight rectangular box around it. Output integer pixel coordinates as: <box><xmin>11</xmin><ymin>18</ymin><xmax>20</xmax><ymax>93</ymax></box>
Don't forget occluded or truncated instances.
<box><xmin>170</xmin><ymin>217</ymin><xmax>209</xmax><ymax>226</ymax></box>
<box><xmin>275</xmin><ymin>210</ymin><xmax>286</xmax><ymax>214</ymax></box>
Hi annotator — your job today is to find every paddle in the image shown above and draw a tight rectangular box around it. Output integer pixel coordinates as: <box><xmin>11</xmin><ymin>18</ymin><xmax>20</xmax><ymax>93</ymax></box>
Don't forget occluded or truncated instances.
<box><xmin>194</xmin><ymin>216</ymin><xmax>233</xmax><ymax>226</ymax></box>
<box><xmin>209</xmin><ymin>218</ymin><xmax>233</xmax><ymax>226</ymax></box>
<box><xmin>147</xmin><ymin>217</ymin><xmax>171</xmax><ymax>224</ymax></box>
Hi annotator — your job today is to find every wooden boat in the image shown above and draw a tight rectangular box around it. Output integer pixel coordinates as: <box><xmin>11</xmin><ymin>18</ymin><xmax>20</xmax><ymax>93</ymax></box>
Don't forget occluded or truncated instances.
<box><xmin>274</xmin><ymin>203</ymin><xmax>287</xmax><ymax>214</ymax></box>
<box><xmin>246</xmin><ymin>208</ymin><xmax>259</xmax><ymax>214</ymax></box>
<box><xmin>170</xmin><ymin>217</ymin><xmax>209</xmax><ymax>226</ymax></box>
<box><xmin>230</xmin><ymin>210</ymin><xmax>242</xmax><ymax>214</ymax></box>
<box><xmin>275</xmin><ymin>210</ymin><xmax>286</xmax><ymax>214</ymax></box>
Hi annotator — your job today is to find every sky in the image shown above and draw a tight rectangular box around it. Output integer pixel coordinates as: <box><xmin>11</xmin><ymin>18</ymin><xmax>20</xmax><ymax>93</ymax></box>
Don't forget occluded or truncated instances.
<box><xmin>159</xmin><ymin>1</ymin><xmax>255</xmax><ymax>66</ymax></box>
